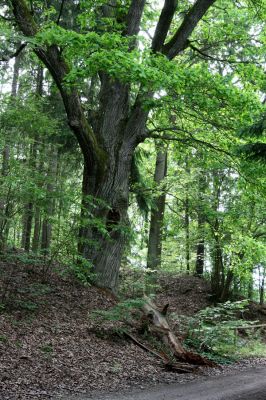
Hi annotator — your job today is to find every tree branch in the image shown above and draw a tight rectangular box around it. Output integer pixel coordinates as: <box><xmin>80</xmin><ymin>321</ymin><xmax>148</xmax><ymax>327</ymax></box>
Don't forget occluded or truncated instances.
<box><xmin>0</xmin><ymin>43</ymin><xmax>27</xmax><ymax>62</ymax></box>
<box><xmin>148</xmin><ymin>126</ymin><xmax>190</xmax><ymax>135</ymax></box>
<box><xmin>163</xmin><ymin>0</ymin><xmax>216</xmax><ymax>59</ymax></box>
<box><xmin>149</xmin><ymin>131</ymin><xmax>233</xmax><ymax>157</ymax></box>
<box><xmin>188</xmin><ymin>42</ymin><xmax>259</xmax><ymax>65</ymax></box>
<box><xmin>152</xmin><ymin>0</ymin><xmax>178</xmax><ymax>52</ymax></box>
<box><xmin>56</xmin><ymin>0</ymin><xmax>66</xmax><ymax>25</ymax></box>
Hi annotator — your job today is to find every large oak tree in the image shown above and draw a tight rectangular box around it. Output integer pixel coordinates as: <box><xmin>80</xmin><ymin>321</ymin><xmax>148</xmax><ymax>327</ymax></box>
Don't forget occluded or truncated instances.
<box><xmin>5</xmin><ymin>0</ymin><xmax>262</xmax><ymax>291</ymax></box>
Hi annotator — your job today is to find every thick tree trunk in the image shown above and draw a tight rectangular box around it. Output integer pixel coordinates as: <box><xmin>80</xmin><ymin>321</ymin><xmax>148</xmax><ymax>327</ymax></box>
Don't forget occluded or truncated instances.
<box><xmin>76</xmin><ymin>77</ymin><xmax>149</xmax><ymax>291</ymax></box>
<box><xmin>147</xmin><ymin>150</ymin><xmax>167</xmax><ymax>270</ymax></box>
<box><xmin>79</xmin><ymin>135</ymin><xmax>139</xmax><ymax>290</ymax></box>
<box><xmin>79</xmin><ymin>152</ymin><xmax>133</xmax><ymax>290</ymax></box>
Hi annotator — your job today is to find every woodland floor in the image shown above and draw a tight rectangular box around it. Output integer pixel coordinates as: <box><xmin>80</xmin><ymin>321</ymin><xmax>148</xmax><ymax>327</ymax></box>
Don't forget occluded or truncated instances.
<box><xmin>0</xmin><ymin>255</ymin><xmax>266</xmax><ymax>400</ymax></box>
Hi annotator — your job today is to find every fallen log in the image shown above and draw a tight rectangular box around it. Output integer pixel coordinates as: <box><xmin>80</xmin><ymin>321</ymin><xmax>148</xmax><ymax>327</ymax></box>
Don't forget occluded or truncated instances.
<box><xmin>141</xmin><ymin>295</ymin><xmax>216</xmax><ymax>368</ymax></box>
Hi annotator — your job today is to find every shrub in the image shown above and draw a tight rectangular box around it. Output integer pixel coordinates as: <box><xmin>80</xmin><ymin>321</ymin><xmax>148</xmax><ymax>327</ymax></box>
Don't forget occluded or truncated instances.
<box><xmin>179</xmin><ymin>300</ymin><xmax>263</xmax><ymax>362</ymax></box>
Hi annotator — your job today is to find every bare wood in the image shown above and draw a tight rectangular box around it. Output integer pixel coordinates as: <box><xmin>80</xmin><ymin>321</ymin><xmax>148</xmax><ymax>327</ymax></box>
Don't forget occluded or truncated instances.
<box><xmin>142</xmin><ymin>296</ymin><xmax>216</xmax><ymax>367</ymax></box>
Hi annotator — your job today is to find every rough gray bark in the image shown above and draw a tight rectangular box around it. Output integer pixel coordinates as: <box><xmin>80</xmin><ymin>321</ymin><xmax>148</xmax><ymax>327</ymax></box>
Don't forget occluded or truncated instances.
<box><xmin>147</xmin><ymin>150</ymin><xmax>167</xmax><ymax>270</ymax></box>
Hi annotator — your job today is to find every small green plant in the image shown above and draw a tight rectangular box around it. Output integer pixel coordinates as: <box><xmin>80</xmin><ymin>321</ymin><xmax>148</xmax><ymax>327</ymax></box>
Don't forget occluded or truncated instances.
<box><xmin>0</xmin><ymin>335</ymin><xmax>8</xmax><ymax>343</ymax></box>
<box><xmin>68</xmin><ymin>256</ymin><xmax>95</xmax><ymax>286</ymax></box>
<box><xmin>109</xmin><ymin>361</ymin><xmax>123</xmax><ymax>373</ymax></box>
<box><xmin>40</xmin><ymin>344</ymin><xmax>53</xmax><ymax>354</ymax></box>
<box><xmin>91</xmin><ymin>298</ymin><xmax>145</xmax><ymax>325</ymax></box>
<box><xmin>18</xmin><ymin>283</ymin><xmax>52</xmax><ymax>297</ymax></box>
<box><xmin>15</xmin><ymin>300</ymin><xmax>38</xmax><ymax>311</ymax></box>
<box><xmin>119</xmin><ymin>266</ymin><xmax>159</xmax><ymax>298</ymax></box>
<box><xmin>237</xmin><ymin>340</ymin><xmax>266</xmax><ymax>358</ymax></box>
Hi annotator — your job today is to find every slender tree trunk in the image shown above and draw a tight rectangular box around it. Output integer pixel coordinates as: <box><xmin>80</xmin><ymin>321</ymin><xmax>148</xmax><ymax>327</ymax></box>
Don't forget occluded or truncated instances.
<box><xmin>211</xmin><ymin>228</ymin><xmax>224</xmax><ymax>298</ymax></box>
<box><xmin>41</xmin><ymin>147</ymin><xmax>58</xmax><ymax>254</ymax></box>
<box><xmin>195</xmin><ymin>223</ymin><xmax>204</xmax><ymax>275</ymax></box>
<box><xmin>32</xmin><ymin>206</ymin><xmax>41</xmax><ymax>252</ymax></box>
<box><xmin>184</xmin><ymin>158</ymin><xmax>191</xmax><ymax>272</ymax></box>
<box><xmin>248</xmin><ymin>273</ymin><xmax>253</xmax><ymax>300</ymax></box>
<box><xmin>220</xmin><ymin>269</ymin><xmax>234</xmax><ymax>302</ymax></box>
<box><xmin>184</xmin><ymin>193</ymin><xmax>190</xmax><ymax>272</ymax></box>
<box><xmin>209</xmin><ymin>171</ymin><xmax>225</xmax><ymax>299</ymax></box>
<box><xmin>259</xmin><ymin>265</ymin><xmax>265</xmax><ymax>306</ymax></box>
<box><xmin>195</xmin><ymin>172</ymin><xmax>206</xmax><ymax>276</ymax></box>
<box><xmin>21</xmin><ymin>142</ymin><xmax>38</xmax><ymax>251</ymax></box>
<box><xmin>23</xmin><ymin>200</ymin><xmax>35</xmax><ymax>252</ymax></box>
<box><xmin>22</xmin><ymin>67</ymin><xmax>43</xmax><ymax>252</ymax></box>
<box><xmin>32</xmin><ymin>148</ymin><xmax>45</xmax><ymax>253</ymax></box>
<box><xmin>31</xmin><ymin>67</ymin><xmax>44</xmax><ymax>252</ymax></box>
<box><xmin>0</xmin><ymin>50</ymin><xmax>22</xmax><ymax>251</ymax></box>
<box><xmin>147</xmin><ymin>150</ymin><xmax>167</xmax><ymax>270</ymax></box>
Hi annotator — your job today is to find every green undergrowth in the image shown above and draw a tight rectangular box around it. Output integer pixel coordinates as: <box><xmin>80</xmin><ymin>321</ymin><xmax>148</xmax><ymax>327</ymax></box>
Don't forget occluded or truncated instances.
<box><xmin>178</xmin><ymin>300</ymin><xmax>266</xmax><ymax>363</ymax></box>
<box><xmin>92</xmin><ymin>296</ymin><xmax>266</xmax><ymax>364</ymax></box>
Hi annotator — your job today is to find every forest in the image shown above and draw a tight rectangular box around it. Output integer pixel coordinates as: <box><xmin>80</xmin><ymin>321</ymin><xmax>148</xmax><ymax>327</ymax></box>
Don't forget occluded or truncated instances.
<box><xmin>0</xmin><ymin>0</ymin><xmax>266</xmax><ymax>399</ymax></box>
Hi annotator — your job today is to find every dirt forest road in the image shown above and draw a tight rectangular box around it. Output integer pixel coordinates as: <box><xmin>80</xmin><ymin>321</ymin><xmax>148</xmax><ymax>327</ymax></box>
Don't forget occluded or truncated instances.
<box><xmin>62</xmin><ymin>367</ymin><xmax>266</xmax><ymax>400</ymax></box>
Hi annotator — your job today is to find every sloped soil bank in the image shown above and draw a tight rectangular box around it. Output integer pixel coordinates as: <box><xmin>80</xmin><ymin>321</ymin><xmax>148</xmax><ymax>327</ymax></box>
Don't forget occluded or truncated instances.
<box><xmin>0</xmin><ymin>260</ymin><xmax>265</xmax><ymax>400</ymax></box>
